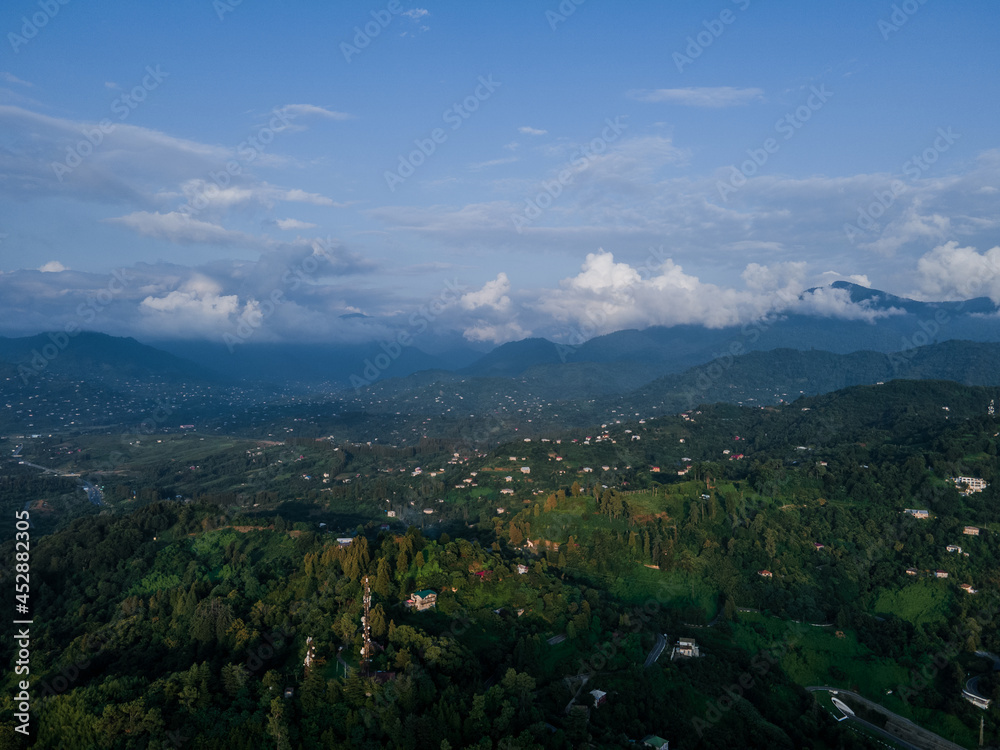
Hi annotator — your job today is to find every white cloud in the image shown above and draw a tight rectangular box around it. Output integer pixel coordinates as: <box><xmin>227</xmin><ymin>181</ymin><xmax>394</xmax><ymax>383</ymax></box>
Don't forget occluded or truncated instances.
<box><xmin>281</xmin><ymin>188</ymin><xmax>338</xmax><ymax>206</ymax></box>
<box><xmin>914</xmin><ymin>241</ymin><xmax>1000</xmax><ymax>302</ymax></box>
<box><xmin>534</xmin><ymin>250</ymin><xmax>897</xmax><ymax>338</ymax></box>
<box><xmin>628</xmin><ymin>86</ymin><xmax>764</xmax><ymax>108</ymax></box>
<box><xmin>369</xmin><ymin>143</ymin><xmax>1000</xmax><ymax>291</ymax></box>
<box><xmin>157</xmin><ymin>180</ymin><xmax>339</xmax><ymax>218</ymax></box>
<box><xmin>0</xmin><ymin>72</ymin><xmax>31</xmax><ymax>87</ymax></box>
<box><xmin>0</xmin><ymin>105</ymin><xmax>235</xmax><ymax>205</ymax></box>
<box><xmin>794</xmin><ymin>286</ymin><xmax>903</xmax><ymax>321</ymax></box>
<box><xmin>0</xmin><ymin>233</ymin><xmax>377</xmax><ymax>342</ymax></box>
<box><xmin>518</xmin><ymin>126</ymin><xmax>547</xmax><ymax>136</ymax></box>
<box><xmin>0</xmin><ymin>103</ymin><xmax>346</xmax><ymax>263</ymax></box>
<box><xmin>540</xmin><ymin>134</ymin><xmax>689</xmax><ymax>191</ymax></box>
<box><xmin>457</xmin><ymin>272</ymin><xmax>528</xmax><ymax>342</ymax></box>
<box><xmin>403</xmin><ymin>8</ymin><xmax>429</xmax><ymax>19</ymax></box>
<box><xmin>139</xmin><ymin>274</ymin><xmax>246</xmax><ymax>336</ymax></box>
<box><xmin>538</xmin><ymin>250</ymin><xmax>770</xmax><ymax>333</ymax></box>
<box><xmin>470</xmin><ymin>156</ymin><xmax>519</xmax><ymax>170</ymax></box>
<box><xmin>279</xmin><ymin>103</ymin><xmax>353</xmax><ymax>121</ymax></box>
<box><xmin>106</xmin><ymin>212</ymin><xmax>261</xmax><ymax>247</ymax></box>
<box><xmin>178</xmin><ymin>180</ymin><xmax>262</xmax><ymax>211</ymax></box>
<box><xmin>741</xmin><ymin>261</ymin><xmax>806</xmax><ymax>293</ymax></box>
<box><xmin>276</xmin><ymin>218</ymin><xmax>318</xmax><ymax>231</ymax></box>
<box><xmin>463</xmin><ymin>321</ymin><xmax>530</xmax><ymax>344</ymax></box>
<box><xmin>461</xmin><ymin>272</ymin><xmax>512</xmax><ymax>312</ymax></box>
<box><xmin>817</xmin><ymin>270</ymin><xmax>871</xmax><ymax>287</ymax></box>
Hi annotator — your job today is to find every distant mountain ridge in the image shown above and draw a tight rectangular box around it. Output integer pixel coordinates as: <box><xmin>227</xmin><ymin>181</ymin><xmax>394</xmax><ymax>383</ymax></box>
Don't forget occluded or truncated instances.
<box><xmin>615</xmin><ymin>339</ymin><xmax>1000</xmax><ymax>415</ymax></box>
<box><xmin>0</xmin><ymin>331</ymin><xmax>219</xmax><ymax>385</ymax></box>
<box><xmin>355</xmin><ymin>339</ymin><xmax>1000</xmax><ymax>428</ymax></box>
<box><xmin>827</xmin><ymin>280</ymin><xmax>997</xmax><ymax>315</ymax></box>
<box><xmin>2</xmin><ymin>283</ymin><xmax>999</xmax><ymax>395</ymax></box>
<box><xmin>4</xmin><ymin>330</ymin><xmax>1000</xmax><ymax>442</ymax></box>
<box><xmin>455</xmin><ymin>283</ymin><xmax>1000</xmax><ymax>383</ymax></box>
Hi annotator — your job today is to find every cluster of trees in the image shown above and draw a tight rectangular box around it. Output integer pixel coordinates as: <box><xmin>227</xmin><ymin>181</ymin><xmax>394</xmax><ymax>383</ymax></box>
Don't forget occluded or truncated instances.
<box><xmin>7</xmin><ymin>379</ymin><xmax>1000</xmax><ymax>746</ymax></box>
<box><xmin>1</xmin><ymin>495</ymin><xmax>882</xmax><ymax>748</ymax></box>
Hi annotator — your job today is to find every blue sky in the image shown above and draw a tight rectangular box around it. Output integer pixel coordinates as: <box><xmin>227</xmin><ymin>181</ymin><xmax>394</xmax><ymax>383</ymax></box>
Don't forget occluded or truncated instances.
<box><xmin>2</xmin><ymin>0</ymin><xmax>1000</xmax><ymax>348</ymax></box>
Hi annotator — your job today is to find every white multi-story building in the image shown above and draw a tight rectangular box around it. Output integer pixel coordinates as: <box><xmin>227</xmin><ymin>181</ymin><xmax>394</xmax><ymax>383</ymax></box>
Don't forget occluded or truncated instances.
<box><xmin>953</xmin><ymin>477</ymin><xmax>988</xmax><ymax>494</ymax></box>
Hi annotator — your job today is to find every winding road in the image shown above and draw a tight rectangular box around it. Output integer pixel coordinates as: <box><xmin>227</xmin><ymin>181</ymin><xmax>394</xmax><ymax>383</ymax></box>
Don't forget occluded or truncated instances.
<box><xmin>644</xmin><ymin>633</ymin><xmax>667</xmax><ymax>667</ymax></box>
<box><xmin>12</xmin><ymin>457</ymin><xmax>102</xmax><ymax>506</ymax></box>
<box><xmin>807</xmin><ymin>687</ymin><xmax>965</xmax><ymax>750</ymax></box>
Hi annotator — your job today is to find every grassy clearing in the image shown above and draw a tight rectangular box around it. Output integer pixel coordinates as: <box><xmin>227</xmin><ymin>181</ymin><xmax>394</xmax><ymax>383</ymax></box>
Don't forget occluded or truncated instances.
<box><xmin>734</xmin><ymin>612</ymin><xmax>980</xmax><ymax>748</ymax></box>
<box><xmin>873</xmin><ymin>580</ymin><xmax>952</xmax><ymax>627</ymax></box>
<box><xmin>731</xmin><ymin>612</ymin><xmax>909</xmax><ymax>695</ymax></box>
<box><xmin>117</xmin><ymin>433</ymin><xmax>250</xmax><ymax>468</ymax></box>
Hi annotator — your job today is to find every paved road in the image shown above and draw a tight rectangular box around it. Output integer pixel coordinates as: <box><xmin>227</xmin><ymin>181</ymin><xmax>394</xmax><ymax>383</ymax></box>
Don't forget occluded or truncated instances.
<box><xmin>975</xmin><ymin>650</ymin><xmax>1000</xmax><ymax>670</ymax></box>
<box><xmin>644</xmin><ymin>633</ymin><xmax>667</xmax><ymax>668</ymax></box>
<box><xmin>17</xmin><ymin>460</ymin><xmax>58</xmax><ymax>474</ymax></box>
<box><xmin>965</xmin><ymin>651</ymin><xmax>1000</xmax><ymax>707</ymax></box>
<box><xmin>81</xmin><ymin>480</ymin><xmax>103</xmax><ymax>506</ymax></box>
<box><xmin>807</xmin><ymin>687</ymin><xmax>965</xmax><ymax>750</ymax></box>
<box><xmin>14</xmin><ymin>458</ymin><xmax>102</xmax><ymax>506</ymax></box>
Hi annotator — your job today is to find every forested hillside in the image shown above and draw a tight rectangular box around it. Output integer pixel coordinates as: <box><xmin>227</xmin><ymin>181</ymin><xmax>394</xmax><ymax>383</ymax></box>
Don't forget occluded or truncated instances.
<box><xmin>3</xmin><ymin>380</ymin><xmax>1000</xmax><ymax>748</ymax></box>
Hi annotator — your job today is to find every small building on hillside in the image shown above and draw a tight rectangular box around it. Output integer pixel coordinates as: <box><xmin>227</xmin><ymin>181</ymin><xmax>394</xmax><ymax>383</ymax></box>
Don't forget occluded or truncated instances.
<box><xmin>671</xmin><ymin>637</ymin><xmax>700</xmax><ymax>659</ymax></box>
<box><xmin>758</xmin><ymin>570</ymin><xmax>773</xmax><ymax>578</ymax></box>
<box><xmin>906</xmin><ymin>568</ymin><xmax>918</xmax><ymax>576</ymax></box>
<box><xmin>946</xmin><ymin>545</ymin><xmax>963</xmax><ymax>553</ymax></box>
<box><xmin>642</xmin><ymin>736</ymin><xmax>670</xmax><ymax>750</ymax></box>
<box><xmin>960</xmin><ymin>583</ymin><xmax>978</xmax><ymax>594</ymax></box>
<box><xmin>407</xmin><ymin>590</ymin><xmax>437</xmax><ymax>611</ymax></box>
<box><xmin>963</xmin><ymin>687</ymin><xmax>991</xmax><ymax>710</ymax></box>
<box><xmin>935</xmin><ymin>570</ymin><xmax>949</xmax><ymax>579</ymax></box>
<box><xmin>904</xmin><ymin>509</ymin><xmax>930</xmax><ymax>519</ymax></box>
<box><xmin>590</xmin><ymin>689</ymin><xmax>607</xmax><ymax>708</ymax></box>
<box><xmin>964</xmin><ymin>526</ymin><xmax>980</xmax><ymax>536</ymax></box>
<box><xmin>954</xmin><ymin>477</ymin><xmax>988</xmax><ymax>494</ymax></box>
<box><xmin>303</xmin><ymin>636</ymin><xmax>316</xmax><ymax>671</ymax></box>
